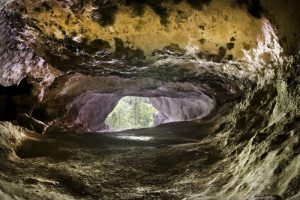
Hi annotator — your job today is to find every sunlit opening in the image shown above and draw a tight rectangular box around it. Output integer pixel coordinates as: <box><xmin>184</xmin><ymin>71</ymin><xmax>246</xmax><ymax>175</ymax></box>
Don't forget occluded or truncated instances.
<box><xmin>106</xmin><ymin>97</ymin><xmax>158</xmax><ymax>131</ymax></box>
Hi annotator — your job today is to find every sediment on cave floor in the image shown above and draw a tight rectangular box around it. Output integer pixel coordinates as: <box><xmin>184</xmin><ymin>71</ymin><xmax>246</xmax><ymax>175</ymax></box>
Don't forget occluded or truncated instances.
<box><xmin>0</xmin><ymin>0</ymin><xmax>300</xmax><ymax>199</ymax></box>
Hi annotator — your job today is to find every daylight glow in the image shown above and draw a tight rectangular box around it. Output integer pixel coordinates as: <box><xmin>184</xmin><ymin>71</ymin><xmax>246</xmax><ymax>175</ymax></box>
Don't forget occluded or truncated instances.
<box><xmin>115</xmin><ymin>136</ymin><xmax>153</xmax><ymax>141</ymax></box>
<box><xmin>106</xmin><ymin>97</ymin><xmax>158</xmax><ymax>131</ymax></box>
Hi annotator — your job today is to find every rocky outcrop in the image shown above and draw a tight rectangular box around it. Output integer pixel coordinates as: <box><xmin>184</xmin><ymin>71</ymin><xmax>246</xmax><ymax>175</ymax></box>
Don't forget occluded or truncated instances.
<box><xmin>0</xmin><ymin>0</ymin><xmax>300</xmax><ymax>199</ymax></box>
<box><xmin>150</xmin><ymin>96</ymin><xmax>214</xmax><ymax>123</ymax></box>
<box><xmin>202</xmin><ymin>55</ymin><xmax>300</xmax><ymax>199</ymax></box>
<box><xmin>15</xmin><ymin>113</ymin><xmax>46</xmax><ymax>134</ymax></box>
<box><xmin>1</xmin><ymin>0</ymin><xmax>298</xmax><ymax>126</ymax></box>
<box><xmin>0</xmin><ymin>0</ymin><xmax>59</xmax><ymax>88</ymax></box>
<box><xmin>64</xmin><ymin>93</ymin><xmax>120</xmax><ymax>132</ymax></box>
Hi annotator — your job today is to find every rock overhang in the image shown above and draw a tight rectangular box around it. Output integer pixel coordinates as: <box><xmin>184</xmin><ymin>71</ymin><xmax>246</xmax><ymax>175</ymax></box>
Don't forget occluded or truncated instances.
<box><xmin>0</xmin><ymin>1</ymin><xmax>300</xmax><ymax>199</ymax></box>
<box><xmin>0</xmin><ymin>0</ymin><xmax>299</xmax><ymax>129</ymax></box>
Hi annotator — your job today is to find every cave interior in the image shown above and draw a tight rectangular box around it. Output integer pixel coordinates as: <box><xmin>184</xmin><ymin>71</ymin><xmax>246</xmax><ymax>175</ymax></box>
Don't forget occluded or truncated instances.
<box><xmin>0</xmin><ymin>0</ymin><xmax>300</xmax><ymax>199</ymax></box>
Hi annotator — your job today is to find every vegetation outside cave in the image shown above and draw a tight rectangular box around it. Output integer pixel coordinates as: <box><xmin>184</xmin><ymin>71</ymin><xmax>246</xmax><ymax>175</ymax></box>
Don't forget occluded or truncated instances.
<box><xmin>106</xmin><ymin>97</ymin><xmax>158</xmax><ymax>131</ymax></box>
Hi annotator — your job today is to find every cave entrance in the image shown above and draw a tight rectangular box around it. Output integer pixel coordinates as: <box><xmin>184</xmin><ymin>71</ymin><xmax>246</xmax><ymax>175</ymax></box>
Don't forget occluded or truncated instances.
<box><xmin>65</xmin><ymin>92</ymin><xmax>214</xmax><ymax>132</ymax></box>
<box><xmin>105</xmin><ymin>96</ymin><xmax>158</xmax><ymax>131</ymax></box>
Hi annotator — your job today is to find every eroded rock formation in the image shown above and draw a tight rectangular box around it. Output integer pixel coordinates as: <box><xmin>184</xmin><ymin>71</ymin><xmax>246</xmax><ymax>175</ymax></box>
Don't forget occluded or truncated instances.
<box><xmin>150</xmin><ymin>96</ymin><xmax>214</xmax><ymax>124</ymax></box>
<box><xmin>0</xmin><ymin>0</ymin><xmax>300</xmax><ymax>199</ymax></box>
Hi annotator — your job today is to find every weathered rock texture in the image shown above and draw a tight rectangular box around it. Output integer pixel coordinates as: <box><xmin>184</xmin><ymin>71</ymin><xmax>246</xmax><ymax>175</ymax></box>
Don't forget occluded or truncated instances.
<box><xmin>150</xmin><ymin>96</ymin><xmax>214</xmax><ymax>123</ymax></box>
<box><xmin>0</xmin><ymin>0</ymin><xmax>300</xmax><ymax>199</ymax></box>
<box><xmin>65</xmin><ymin>93</ymin><xmax>121</xmax><ymax>131</ymax></box>
<box><xmin>1</xmin><ymin>0</ymin><xmax>299</xmax><ymax>124</ymax></box>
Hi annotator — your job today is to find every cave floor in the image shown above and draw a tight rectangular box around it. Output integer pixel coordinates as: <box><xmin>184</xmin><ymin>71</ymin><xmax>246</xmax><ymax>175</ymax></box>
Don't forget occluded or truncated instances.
<box><xmin>0</xmin><ymin>122</ymin><xmax>225</xmax><ymax>200</ymax></box>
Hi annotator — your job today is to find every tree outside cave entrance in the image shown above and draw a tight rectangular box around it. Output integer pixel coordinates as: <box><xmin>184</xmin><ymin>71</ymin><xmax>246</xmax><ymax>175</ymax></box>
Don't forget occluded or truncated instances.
<box><xmin>106</xmin><ymin>97</ymin><xmax>158</xmax><ymax>131</ymax></box>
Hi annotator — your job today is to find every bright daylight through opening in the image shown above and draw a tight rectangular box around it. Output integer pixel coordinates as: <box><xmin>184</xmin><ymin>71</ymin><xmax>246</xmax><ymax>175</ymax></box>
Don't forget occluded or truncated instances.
<box><xmin>1</xmin><ymin>0</ymin><xmax>300</xmax><ymax>199</ymax></box>
<box><xmin>105</xmin><ymin>97</ymin><xmax>158</xmax><ymax>131</ymax></box>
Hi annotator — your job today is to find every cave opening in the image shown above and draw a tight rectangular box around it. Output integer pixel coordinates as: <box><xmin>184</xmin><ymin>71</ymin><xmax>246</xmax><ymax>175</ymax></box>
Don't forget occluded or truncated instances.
<box><xmin>1</xmin><ymin>0</ymin><xmax>300</xmax><ymax>199</ymax></box>
<box><xmin>64</xmin><ymin>91</ymin><xmax>215</xmax><ymax>133</ymax></box>
<box><xmin>105</xmin><ymin>96</ymin><xmax>158</xmax><ymax>131</ymax></box>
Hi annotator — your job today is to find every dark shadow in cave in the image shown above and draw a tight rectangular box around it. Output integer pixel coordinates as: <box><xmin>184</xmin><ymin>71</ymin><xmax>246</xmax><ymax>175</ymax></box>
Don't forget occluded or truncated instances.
<box><xmin>0</xmin><ymin>78</ymin><xmax>35</xmax><ymax>121</ymax></box>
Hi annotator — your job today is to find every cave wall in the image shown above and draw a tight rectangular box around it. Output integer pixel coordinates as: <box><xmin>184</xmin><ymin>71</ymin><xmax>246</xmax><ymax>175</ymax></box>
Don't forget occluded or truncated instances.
<box><xmin>0</xmin><ymin>78</ymin><xmax>35</xmax><ymax>121</ymax></box>
<box><xmin>64</xmin><ymin>93</ymin><xmax>121</xmax><ymax>132</ymax></box>
<box><xmin>0</xmin><ymin>1</ymin><xmax>59</xmax><ymax>87</ymax></box>
<box><xmin>0</xmin><ymin>0</ymin><xmax>300</xmax><ymax>199</ymax></box>
<box><xmin>150</xmin><ymin>96</ymin><xmax>215</xmax><ymax>124</ymax></box>
<box><xmin>261</xmin><ymin>0</ymin><xmax>300</xmax><ymax>54</ymax></box>
<box><xmin>200</xmin><ymin>55</ymin><xmax>300</xmax><ymax>199</ymax></box>
<box><xmin>1</xmin><ymin>0</ymin><xmax>298</xmax><ymax>125</ymax></box>
<box><xmin>62</xmin><ymin>90</ymin><xmax>216</xmax><ymax>132</ymax></box>
<box><xmin>25</xmin><ymin>0</ymin><xmax>263</xmax><ymax>61</ymax></box>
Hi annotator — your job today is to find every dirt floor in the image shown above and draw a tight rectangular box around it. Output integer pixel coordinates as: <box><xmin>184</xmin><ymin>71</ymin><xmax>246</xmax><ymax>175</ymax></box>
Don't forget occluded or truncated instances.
<box><xmin>0</xmin><ymin>121</ymin><xmax>224</xmax><ymax>200</ymax></box>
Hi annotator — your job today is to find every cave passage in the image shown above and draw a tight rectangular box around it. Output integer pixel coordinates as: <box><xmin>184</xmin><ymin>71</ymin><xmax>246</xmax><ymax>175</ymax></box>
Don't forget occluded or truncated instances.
<box><xmin>105</xmin><ymin>96</ymin><xmax>158</xmax><ymax>131</ymax></box>
<box><xmin>1</xmin><ymin>0</ymin><xmax>300</xmax><ymax>199</ymax></box>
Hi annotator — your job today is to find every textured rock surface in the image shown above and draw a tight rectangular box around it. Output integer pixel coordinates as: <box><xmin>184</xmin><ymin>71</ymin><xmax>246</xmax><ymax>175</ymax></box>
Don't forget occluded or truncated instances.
<box><xmin>64</xmin><ymin>93</ymin><xmax>121</xmax><ymax>131</ymax></box>
<box><xmin>1</xmin><ymin>0</ymin><xmax>299</xmax><ymax>124</ymax></box>
<box><xmin>150</xmin><ymin>96</ymin><xmax>214</xmax><ymax>123</ymax></box>
<box><xmin>0</xmin><ymin>0</ymin><xmax>300</xmax><ymax>199</ymax></box>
